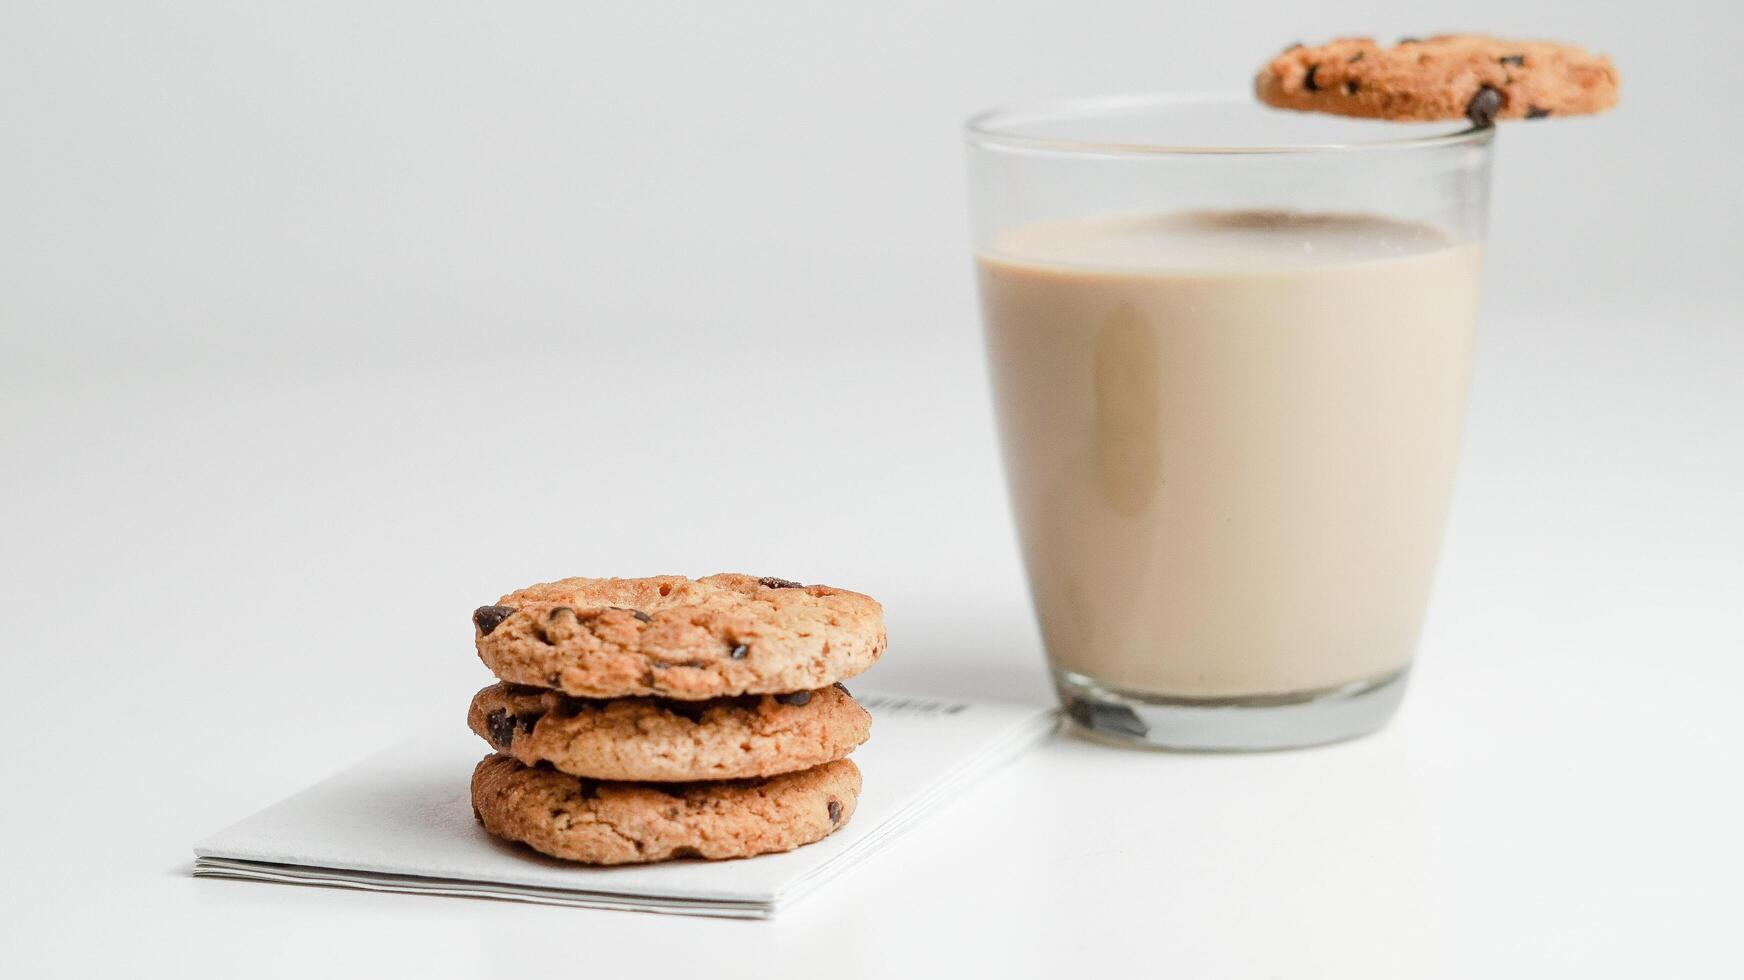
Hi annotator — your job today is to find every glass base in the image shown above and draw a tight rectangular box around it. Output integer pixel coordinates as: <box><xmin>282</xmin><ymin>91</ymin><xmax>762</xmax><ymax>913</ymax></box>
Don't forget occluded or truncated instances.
<box><xmin>1054</xmin><ymin>666</ymin><xmax>1411</xmax><ymax>751</ymax></box>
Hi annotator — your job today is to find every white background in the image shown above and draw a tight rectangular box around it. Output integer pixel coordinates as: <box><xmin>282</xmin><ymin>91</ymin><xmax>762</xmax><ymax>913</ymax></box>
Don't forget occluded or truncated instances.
<box><xmin>3</xmin><ymin>1</ymin><xmax>1740</xmax><ymax>977</ymax></box>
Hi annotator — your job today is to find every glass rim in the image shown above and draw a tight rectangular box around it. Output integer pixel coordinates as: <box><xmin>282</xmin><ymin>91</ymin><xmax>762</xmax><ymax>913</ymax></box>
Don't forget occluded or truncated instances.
<box><xmin>963</xmin><ymin>91</ymin><xmax>1494</xmax><ymax>156</ymax></box>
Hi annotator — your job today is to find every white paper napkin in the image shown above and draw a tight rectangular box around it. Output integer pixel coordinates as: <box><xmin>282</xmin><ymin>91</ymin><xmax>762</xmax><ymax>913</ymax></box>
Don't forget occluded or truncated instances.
<box><xmin>193</xmin><ymin>691</ymin><xmax>1056</xmax><ymax>918</ymax></box>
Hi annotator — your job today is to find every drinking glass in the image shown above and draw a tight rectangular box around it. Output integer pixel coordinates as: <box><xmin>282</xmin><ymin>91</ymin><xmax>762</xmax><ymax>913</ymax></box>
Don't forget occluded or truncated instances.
<box><xmin>966</xmin><ymin>94</ymin><xmax>1493</xmax><ymax>750</ymax></box>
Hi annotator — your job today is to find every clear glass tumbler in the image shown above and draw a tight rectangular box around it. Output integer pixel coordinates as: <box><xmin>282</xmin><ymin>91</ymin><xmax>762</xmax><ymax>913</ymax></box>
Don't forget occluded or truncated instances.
<box><xmin>966</xmin><ymin>94</ymin><xmax>1493</xmax><ymax>750</ymax></box>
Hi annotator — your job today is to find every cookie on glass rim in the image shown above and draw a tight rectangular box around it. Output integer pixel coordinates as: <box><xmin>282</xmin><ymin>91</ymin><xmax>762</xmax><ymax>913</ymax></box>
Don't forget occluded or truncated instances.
<box><xmin>1255</xmin><ymin>35</ymin><xmax>1620</xmax><ymax>125</ymax></box>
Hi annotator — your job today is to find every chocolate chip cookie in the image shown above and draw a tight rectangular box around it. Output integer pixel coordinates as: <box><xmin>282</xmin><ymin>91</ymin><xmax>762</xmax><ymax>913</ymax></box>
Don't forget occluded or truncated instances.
<box><xmin>471</xmin><ymin>754</ymin><xmax>860</xmax><ymax>865</ymax></box>
<box><xmin>472</xmin><ymin>574</ymin><xmax>886</xmax><ymax>700</ymax></box>
<box><xmin>467</xmin><ymin>682</ymin><xmax>872</xmax><ymax>781</ymax></box>
<box><xmin>1256</xmin><ymin>35</ymin><xmax>1620</xmax><ymax>124</ymax></box>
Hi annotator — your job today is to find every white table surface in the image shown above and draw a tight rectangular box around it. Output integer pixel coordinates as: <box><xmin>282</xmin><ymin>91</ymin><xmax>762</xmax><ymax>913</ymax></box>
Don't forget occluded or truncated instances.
<box><xmin>4</xmin><ymin>300</ymin><xmax>1739</xmax><ymax>977</ymax></box>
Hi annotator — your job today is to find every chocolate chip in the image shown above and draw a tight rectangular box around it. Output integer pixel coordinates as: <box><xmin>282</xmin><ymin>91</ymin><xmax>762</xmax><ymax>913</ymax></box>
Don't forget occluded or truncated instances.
<box><xmin>1343</xmin><ymin>80</ymin><xmax>1359</xmax><ymax>95</ymax></box>
<box><xmin>472</xmin><ymin>605</ymin><xmax>515</xmax><ymax>636</ymax></box>
<box><xmin>1303</xmin><ymin>64</ymin><xmax>1320</xmax><ymax>91</ymax></box>
<box><xmin>1499</xmin><ymin>54</ymin><xmax>1525</xmax><ymax>66</ymax></box>
<box><xmin>664</xmin><ymin>700</ymin><xmax>709</xmax><ymax>723</ymax></box>
<box><xmin>610</xmin><ymin>606</ymin><xmax>652</xmax><ymax>622</ymax></box>
<box><xmin>1526</xmin><ymin>105</ymin><xmax>1552</xmax><ymax>119</ymax></box>
<box><xmin>776</xmin><ymin>691</ymin><xmax>812</xmax><ymax>706</ymax></box>
<box><xmin>1399</xmin><ymin>36</ymin><xmax>1421</xmax><ymax>44</ymax></box>
<box><xmin>833</xmin><ymin>682</ymin><xmax>849</xmax><ymax>694</ymax></box>
<box><xmin>671</xmin><ymin>846</ymin><xmax>703</xmax><ymax>860</ymax></box>
<box><xmin>1465</xmin><ymin>86</ymin><xmax>1504</xmax><ymax>127</ymax></box>
<box><xmin>518</xmin><ymin>713</ymin><xmax>538</xmax><ymax>734</ymax></box>
<box><xmin>827</xmin><ymin>799</ymin><xmax>842</xmax><ymax>824</ymax></box>
<box><xmin>730</xmin><ymin>643</ymin><xmax>749</xmax><ymax>660</ymax></box>
<box><xmin>485</xmin><ymin>708</ymin><xmax>517</xmax><ymax>748</ymax></box>
<box><xmin>758</xmin><ymin>577</ymin><xmax>803</xmax><ymax>589</ymax></box>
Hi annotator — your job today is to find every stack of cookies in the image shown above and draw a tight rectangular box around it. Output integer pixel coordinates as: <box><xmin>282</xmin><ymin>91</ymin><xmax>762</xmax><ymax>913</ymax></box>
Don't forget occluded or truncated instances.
<box><xmin>466</xmin><ymin>574</ymin><xmax>886</xmax><ymax>865</ymax></box>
